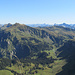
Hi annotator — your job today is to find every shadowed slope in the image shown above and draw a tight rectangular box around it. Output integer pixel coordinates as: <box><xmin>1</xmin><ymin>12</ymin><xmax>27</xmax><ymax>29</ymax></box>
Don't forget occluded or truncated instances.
<box><xmin>56</xmin><ymin>40</ymin><xmax>75</xmax><ymax>75</ymax></box>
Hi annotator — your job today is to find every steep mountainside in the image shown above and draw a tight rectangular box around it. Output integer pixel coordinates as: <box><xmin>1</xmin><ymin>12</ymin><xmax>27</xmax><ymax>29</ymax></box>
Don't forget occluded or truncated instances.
<box><xmin>0</xmin><ymin>23</ymin><xmax>75</xmax><ymax>59</ymax></box>
<box><xmin>0</xmin><ymin>23</ymin><xmax>58</xmax><ymax>59</ymax></box>
<box><xmin>56</xmin><ymin>40</ymin><xmax>75</xmax><ymax>75</ymax></box>
<box><xmin>0</xmin><ymin>23</ymin><xmax>75</xmax><ymax>75</ymax></box>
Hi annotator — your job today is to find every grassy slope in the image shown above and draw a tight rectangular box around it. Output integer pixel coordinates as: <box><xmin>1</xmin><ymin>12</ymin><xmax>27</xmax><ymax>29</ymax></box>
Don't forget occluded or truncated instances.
<box><xmin>0</xmin><ymin>70</ymin><xmax>14</xmax><ymax>75</ymax></box>
<box><xmin>4</xmin><ymin>58</ymin><xmax>66</xmax><ymax>75</ymax></box>
<box><xmin>39</xmin><ymin>26</ymin><xmax>75</xmax><ymax>39</ymax></box>
<box><xmin>0</xmin><ymin>24</ymin><xmax>75</xmax><ymax>75</ymax></box>
<box><xmin>2</xmin><ymin>40</ymin><xmax>75</xmax><ymax>75</ymax></box>
<box><xmin>4</xmin><ymin>47</ymin><xmax>67</xmax><ymax>75</ymax></box>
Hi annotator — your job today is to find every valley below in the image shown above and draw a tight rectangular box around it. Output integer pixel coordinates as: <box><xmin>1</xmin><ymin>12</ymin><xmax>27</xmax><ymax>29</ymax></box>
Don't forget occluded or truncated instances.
<box><xmin>0</xmin><ymin>23</ymin><xmax>75</xmax><ymax>75</ymax></box>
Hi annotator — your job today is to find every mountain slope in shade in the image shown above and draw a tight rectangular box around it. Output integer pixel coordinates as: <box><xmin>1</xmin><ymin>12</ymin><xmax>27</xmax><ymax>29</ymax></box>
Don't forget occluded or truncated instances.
<box><xmin>56</xmin><ymin>40</ymin><xmax>75</xmax><ymax>75</ymax></box>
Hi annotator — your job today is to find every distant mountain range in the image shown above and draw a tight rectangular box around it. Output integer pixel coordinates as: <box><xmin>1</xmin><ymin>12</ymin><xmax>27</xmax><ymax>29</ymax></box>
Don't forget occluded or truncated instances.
<box><xmin>1</xmin><ymin>23</ymin><xmax>75</xmax><ymax>29</ymax></box>
<box><xmin>27</xmin><ymin>23</ymin><xmax>52</xmax><ymax>27</ymax></box>
<box><xmin>26</xmin><ymin>23</ymin><xmax>75</xmax><ymax>29</ymax></box>
<box><xmin>54</xmin><ymin>23</ymin><xmax>75</xmax><ymax>29</ymax></box>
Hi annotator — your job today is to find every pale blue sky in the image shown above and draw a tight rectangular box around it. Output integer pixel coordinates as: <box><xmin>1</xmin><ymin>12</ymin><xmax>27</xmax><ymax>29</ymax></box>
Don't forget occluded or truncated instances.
<box><xmin>0</xmin><ymin>0</ymin><xmax>75</xmax><ymax>24</ymax></box>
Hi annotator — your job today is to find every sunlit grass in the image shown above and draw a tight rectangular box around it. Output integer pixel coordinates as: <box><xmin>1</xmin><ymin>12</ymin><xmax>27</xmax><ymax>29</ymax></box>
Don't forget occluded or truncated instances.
<box><xmin>0</xmin><ymin>70</ymin><xmax>14</xmax><ymax>75</ymax></box>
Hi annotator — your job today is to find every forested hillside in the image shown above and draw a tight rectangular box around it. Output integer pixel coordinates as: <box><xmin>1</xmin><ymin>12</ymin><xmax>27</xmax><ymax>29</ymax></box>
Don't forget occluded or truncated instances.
<box><xmin>0</xmin><ymin>23</ymin><xmax>75</xmax><ymax>75</ymax></box>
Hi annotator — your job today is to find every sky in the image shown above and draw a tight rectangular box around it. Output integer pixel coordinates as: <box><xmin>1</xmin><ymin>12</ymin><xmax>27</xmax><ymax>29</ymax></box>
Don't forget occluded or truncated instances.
<box><xmin>0</xmin><ymin>0</ymin><xmax>75</xmax><ymax>24</ymax></box>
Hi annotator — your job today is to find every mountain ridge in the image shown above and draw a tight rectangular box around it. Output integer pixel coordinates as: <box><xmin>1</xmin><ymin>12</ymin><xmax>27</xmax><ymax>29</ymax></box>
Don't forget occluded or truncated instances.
<box><xmin>1</xmin><ymin>23</ymin><xmax>75</xmax><ymax>29</ymax></box>
<box><xmin>0</xmin><ymin>23</ymin><xmax>75</xmax><ymax>75</ymax></box>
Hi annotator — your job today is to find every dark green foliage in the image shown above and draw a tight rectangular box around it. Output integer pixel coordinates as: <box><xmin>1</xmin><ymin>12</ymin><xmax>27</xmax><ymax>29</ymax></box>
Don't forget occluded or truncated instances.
<box><xmin>38</xmin><ymin>52</ymin><xmax>48</xmax><ymax>58</ymax></box>
<box><xmin>0</xmin><ymin>58</ymin><xmax>11</xmax><ymax>70</ymax></box>
<box><xmin>12</xmin><ymin>37</ymin><xmax>19</xmax><ymax>46</ymax></box>
<box><xmin>0</xmin><ymin>30</ymin><xmax>10</xmax><ymax>49</ymax></box>
<box><xmin>56</xmin><ymin>40</ymin><xmax>75</xmax><ymax>75</ymax></box>
<box><xmin>20</xmin><ymin>55</ymin><xmax>54</xmax><ymax>66</ymax></box>
<box><xmin>57</xmin><ymin>40</ymin><xmax>75</xmax><ymax>59</ymax></box>
<box><xmin>16</xmin><ymin>44</ymin><xmax>30</xmax><ymax>59</ymax></box>
<box><xmin>29</xmin><ymin>37</ymin><xmax>41</xmax><ymax>43</ymax></box>
<box><xmin>11</xmin><ymin>59</ymin><xmax>17</xmax><ymax>65</ymax></box>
